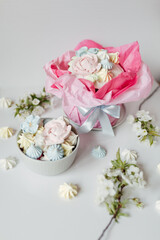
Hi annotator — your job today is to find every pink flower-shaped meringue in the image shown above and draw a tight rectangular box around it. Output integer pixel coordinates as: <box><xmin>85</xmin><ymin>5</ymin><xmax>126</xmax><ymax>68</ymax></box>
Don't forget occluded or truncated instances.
<box><xmin>43</xmin><ymin>118</ymin><xmax>71</xmax><ymax>145</ymax></box>
<box><xmin>69</xmin><ymin>54</ymin><xmax>101</xmax><ymax>76</ymax></box>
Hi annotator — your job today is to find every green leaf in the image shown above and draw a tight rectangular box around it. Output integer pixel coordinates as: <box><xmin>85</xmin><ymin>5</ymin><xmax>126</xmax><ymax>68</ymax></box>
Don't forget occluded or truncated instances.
<box><xmin>149</xmin><ymin>131</ymin><xmax>160</xmax><ymax>137</ymax></box>
<box><xmin>148</xmin><ymin>135</ymin><xmax>153</xmax><ymax>145</ymax></box>
<box><xmin>140</xmin><ymin>135</ymin><xmax>147</xmax><ymax>142</ymax></box>
<box><xmin>116</xmin><ymin>148</ymin><xmax>120</xmax><ymax>160</ymax></box>
<box><xmin>117</xmin><ymin>212</ymin><xmax>129</xmax><ymax>217</ymax></box>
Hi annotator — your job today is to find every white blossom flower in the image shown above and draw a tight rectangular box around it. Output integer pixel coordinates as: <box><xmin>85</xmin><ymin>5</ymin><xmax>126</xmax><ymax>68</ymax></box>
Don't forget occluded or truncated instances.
<box><xmin>32</xmin><ymin>98</ymin><xmax>40</xmax><ymax>105</ymax></box>
<box><xmin>127</xmin><ymin>165</ymin><xmax>139</xmax><ymax>176</ymax></box>
<box><xmin>127</xmin><ymin>115</ymin><xmax>135</xmax><ymax>124</ymax></box>
<box><xmin>32</xmin><ymin>106</ymin><xmax>45</xmax><ymax>116</ymax></box>
<box><xmin>132</xmin><ymin>121</ymin><xmax>142</xmax><ymax>134</ymax></box>
<box><xmin>121</xmin><ymin>149</ymin><xmax>138</xmax><ymax>163</ymax></box>
<box><xmin>136</xmin><ymin>110</ymin><xmax>152</xmax><ymax>122</ymax></box>
<box><xmin>155</xmin><ymin>126</ymin><xmax>160</xmax><ymax>132</ymax></box>
<box><xmin>96</xmin><ymin>175</ymin><xmax>116</xmax><ymax>204</ymax></box>
<box><xmin>106</xmin><ymin>169</ymin><xmax>122</xmax><ymax>177</ymax></box>
<box><xmin>141</xmin><ymin>129</ymin><xmax>147</xmax><ymax>136</ymax></box>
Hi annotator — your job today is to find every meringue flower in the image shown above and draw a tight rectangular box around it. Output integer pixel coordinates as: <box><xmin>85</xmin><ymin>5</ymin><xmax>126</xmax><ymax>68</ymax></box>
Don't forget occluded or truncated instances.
<box><xmin>59</xmin><ymin>183</ymin><xmax>78</xmax><ymax>199</ymax></box>
<box><xmin>76</xmin><ymin>46</ymin><xmax>88</xmax><ymax>57</ymax></box>
<box><xmin>68</xmin><ymin>54</ymin><xmax>101</xmax><ymax>77</ymax></box>
<box><xmin>43</xmin><ymin>117</ymin><xmax>71</xmax><ymax>145</ymax></box>
<box><xmin>121</xmin><ymin>149</ymin><xmax>138</xmax><ymax>163</ymax></box>
<box><xmin>0</xmin><ymin>157</ymin><xmax>16</xmax><ymax>170</ymax></box>
<box><xmin>136</xmin><ymin>110</ymin><xmax>152</xmax><ymax>122</ymax></box>
<box><xmin>21</xmin><ymin>115</ymin><xmax>40</xmax><ymax>134</ymax></box>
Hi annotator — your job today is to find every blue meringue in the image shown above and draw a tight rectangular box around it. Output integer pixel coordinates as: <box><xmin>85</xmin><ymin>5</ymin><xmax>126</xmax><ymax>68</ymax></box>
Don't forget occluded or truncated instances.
<box><xmin>26</xmin><ymin>144</ymin><xmax>42</xmax><ymax>159</ymax></box>
<box><xmin>88</xmin><ymin>48</ymin><xmax>99</xmax><ymax>54</ymax></box>
<box><xmin>101</xmin><ymin>58</ymin><xmax>113</xmax><ymax>70</ymax></box>
<box><xmin>76</xmin><ymin>46</ymin><xmax>88</xmax><ymax>57</ymax></box>
<box><xmin>47</xmin><ymin>144</ymin><xmax>64</xmax><ymax>161</ymax></box>
<box><xmin>92</xmin><ymin>146</ymin><xmax>106</xmax><ymax>158</ymax></box>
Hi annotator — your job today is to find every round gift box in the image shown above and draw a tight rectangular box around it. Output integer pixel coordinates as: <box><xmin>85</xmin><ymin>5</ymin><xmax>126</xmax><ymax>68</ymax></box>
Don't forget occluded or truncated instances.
<box><xmin>17</xmin><ymin>123</ymin><xmax>80</xmax><ymax>176</ymax></box>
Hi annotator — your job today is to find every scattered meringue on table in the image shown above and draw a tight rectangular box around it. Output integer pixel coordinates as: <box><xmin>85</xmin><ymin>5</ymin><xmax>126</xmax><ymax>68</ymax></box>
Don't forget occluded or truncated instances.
<box><xmin>157</xmin><ymin>163</ymin><xmax>160</xmax><ymax>174</ymax></box>
<box><xmin>0</xmin><ymin>127</ymin><xmax>15</xmax><ymax>139</ymax></box>
<box><xmin>59</xmin><ymin>183</ymin><xmax>78</xmax><ymax>199</ymax></box>
<box><xmin>0</xmin><ymin>97</ymin><xmax>13</xmax><ymax>108</ymax></box>
<box><xmin>155</xmin><ymin>200</ymin><xmax>160</xmax><ymax>213</ymax></box>
<box><xmin>0</xmin><ymin>157</ymin><xmax>16</xmax><ymax>170</ymax></box>
<box><xmin>92</xmin><ymin>146</ymin><xmax>106</xmax><ymax>158</ymax></box>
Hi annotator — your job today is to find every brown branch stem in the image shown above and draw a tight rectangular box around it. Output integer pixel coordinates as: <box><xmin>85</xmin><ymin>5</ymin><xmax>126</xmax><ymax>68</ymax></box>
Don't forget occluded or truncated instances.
<box><xmin>97</xmin><ymin>185</ymin><xmax>125</xmax><ymax>240</ymax></box>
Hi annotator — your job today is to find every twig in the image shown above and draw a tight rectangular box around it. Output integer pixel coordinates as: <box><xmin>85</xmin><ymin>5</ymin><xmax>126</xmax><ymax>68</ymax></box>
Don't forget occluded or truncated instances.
<box><xmin>97</xmin><ymin>206</ymin><xmax>120</xmax><ymax>240</ymax></box>
<box><xmin>139</xmin><ymin>85</ymin><xmax>160</xmax><ymax>110</ymax></box>
<box><xmin>98</xmin><ymin>185</ymin><xmax>125</xmax><ymax>240</ymax></box>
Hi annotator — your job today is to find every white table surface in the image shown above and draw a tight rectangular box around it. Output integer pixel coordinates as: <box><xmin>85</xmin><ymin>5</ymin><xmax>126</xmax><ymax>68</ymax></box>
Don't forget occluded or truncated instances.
<box><xmin>0</xmin><ymin>83</ymin><xmax>160</xmax><ymax>240</ymax></box>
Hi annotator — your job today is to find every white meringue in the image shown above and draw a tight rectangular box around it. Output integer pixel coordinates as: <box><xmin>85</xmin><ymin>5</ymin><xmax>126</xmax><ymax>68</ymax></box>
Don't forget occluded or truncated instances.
<box><xmin>59</xmin><ymin>183</ymin><xmax>78</xmax><ymax>199</ymax></box>
<box><xmin>0</xmin><ymin>157</ymin><xmax>16</xmax><ymax>170</ymax></box>
<box><xmin>66</xmin><ymin>131</ymin><xmax>78</xmax><ymax>146</ymax></box>
<box><xmin>0</xmin><ymin>127</ymin><xmax>14</xmax><ymax>139</ymax></box>
<box><xmin>121</xmin><ymin>149</ymin><xmax>138</xmax><ymax>163</ymax></box>
<box><xmin>61</xmin><ymin>142</ymin><xmax>74</xmax><ymax>156</ymax></box>
<box><xmin>157</xmin><ymin>163</ymin><xmax>160</xmax><ymax>174</ymax></box>
<box><xmin>0</xmin><ymin>97</ymin><xmax>12</xmax><ymax>108</ymax></box>
<box><xmin>155</xmin><ymin>200</ymin><xmax>160</xmax><ymax>213</ymax></box>
<box><xmin>17</xmin><ymin>133</ymin><xmax>34</xmax><ymax>151</ymax></box>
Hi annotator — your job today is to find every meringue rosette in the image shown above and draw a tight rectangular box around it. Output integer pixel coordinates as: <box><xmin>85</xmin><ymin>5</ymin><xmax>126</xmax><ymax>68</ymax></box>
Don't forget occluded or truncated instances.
<box><xmin>47</xmin><ymin>144</ymin><xmax>64</xmax><ymax>161</ymax></box>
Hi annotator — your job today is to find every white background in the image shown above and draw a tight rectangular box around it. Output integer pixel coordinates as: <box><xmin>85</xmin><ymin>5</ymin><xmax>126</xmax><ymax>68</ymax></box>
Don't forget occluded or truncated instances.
<box><xmin>0</xmin><ymin>1</ymin><xmax>160</xmax><ymax>240</ymax></box>
<box><xmin>0</xmin><ymin>0</ymin><xmax>160</xmax><ymax>89</ymax></box>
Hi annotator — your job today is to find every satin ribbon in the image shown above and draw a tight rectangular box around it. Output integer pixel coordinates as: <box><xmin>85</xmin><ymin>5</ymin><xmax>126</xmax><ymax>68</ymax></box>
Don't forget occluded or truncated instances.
<box><xmin>71</xmin><ymin>105</ymin><xmax>120</xmax><ymax>136</ymax></box>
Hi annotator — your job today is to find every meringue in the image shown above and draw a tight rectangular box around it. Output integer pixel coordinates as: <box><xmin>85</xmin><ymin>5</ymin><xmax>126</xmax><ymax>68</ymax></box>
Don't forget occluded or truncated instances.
<box><xmin>47</xmin><ymin>144</ymin><xmax>64</xmax><ymax>161</ymax></box>
<box><xmin>26</xmin><ymin>144</ymin><xmax>42</xmax><ymax>159</ymax></box>
<box><xmin>0</xmin><ymin>127</ymin><xmax>14</xmax><ymax>139</ymax></box>
<box><xmin>121</xmin><ymin>149</ymin><xmax>138</xmax><ymax>163</ymax></box>
<box><xmin>66</xmin><ymin>131</ymin><xmax>78</xmax><ymax>146</ymax></box>
<box><xmin>34</xmin><ymin>133</ymin><xmax>45</xmax><ymax>148</ymax></box>
<box><xmin>0</xmin><ymin>97</ymin><xmax>12</xmax><ymax>108</ymax></box>
<box><xmin>59</xmin><ymin>183</ymin><xmax>78</xmax><ymax>199</ymax></box>
<box><xmin>17</xmin><ymin>133</ymin><xmax>34</xmax><ymax>151</ymax></box>
<box><xmin>92</xmin><ymin>146</ymin><xmax>106</xmax><ymax>158</ymax></box>
<box><xmin>0</xmin><ymin>157</ymin><xmax>16</xmax><ymax>170</ymax></box>
<box><xmin>155</xmin><ymin>200</ymin><xmax>160</xmax><ymax>213</ymax></box>
<box><xmin>62</xmin><ymin>142</ymin><xmax>74</xmax><ymax>156</ymax></box>
<box><xmin>157</xmin><ymin>163</ymin><xmax>160</xmax><ymax>174</ymax></box>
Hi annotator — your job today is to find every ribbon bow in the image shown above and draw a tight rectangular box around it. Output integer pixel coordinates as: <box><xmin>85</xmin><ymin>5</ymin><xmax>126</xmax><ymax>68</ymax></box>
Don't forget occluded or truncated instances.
<box><xmin>73</xmin><ymin>105</ymin><xmax>120</xmax><ymax>136</ymax></box>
